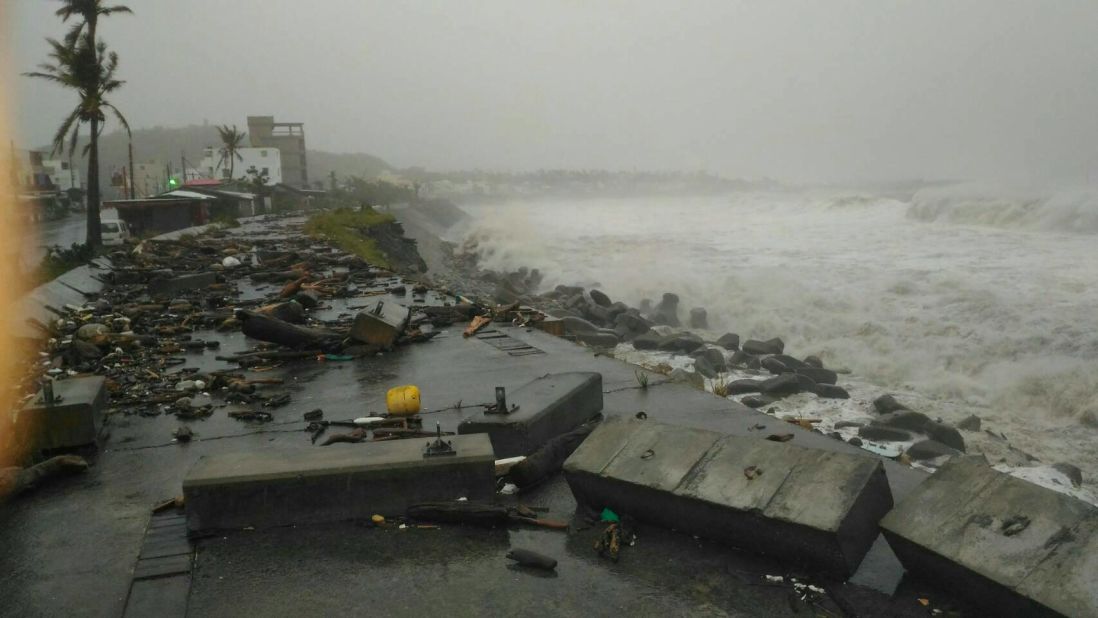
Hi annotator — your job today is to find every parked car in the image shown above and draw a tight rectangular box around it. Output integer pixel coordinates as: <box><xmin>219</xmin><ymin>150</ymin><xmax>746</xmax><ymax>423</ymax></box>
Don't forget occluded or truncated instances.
<box><xmin>100</xmin><ymin>219</ymin><xmax>132</xmax><ymax>246</ymax></box>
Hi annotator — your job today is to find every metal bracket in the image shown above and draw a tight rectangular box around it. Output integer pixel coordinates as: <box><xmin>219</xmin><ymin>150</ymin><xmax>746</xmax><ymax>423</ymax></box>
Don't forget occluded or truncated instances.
<box><xmin>484</xmin><ymin>386</ymin><xmax>519</xmax><ymax>415</ymax></box>
<box><xmin>423</xmin><ymin>422</ymin><xmax>456</xmax><ymax>458</ymax></box>
<box><xmin>372</xmin><ymin>300</ymin><xmax>385</xmax><ymax>316</ymax></box>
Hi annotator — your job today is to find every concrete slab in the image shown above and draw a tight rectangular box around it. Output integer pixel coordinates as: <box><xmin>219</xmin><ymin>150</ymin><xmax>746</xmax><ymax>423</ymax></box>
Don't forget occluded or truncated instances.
<box><xmin>14</xmin><ymin>376</ymin><xmax>107</xmax><ymax>452</ymax></box>
<box><xmin>881</xmin><ymin>456</ymin><xmax>1098</xmax><ymax>617</ymax></box>
<box><xmin>183</xmin><ymin>434</ymin><xmax>496</xmax><ymax>532</ymax></box>
<box><xmin>349</xmin><ymin>299</ymin><xmax>411</xmax><ymax>346</ymax></box>
<box><xmin>458</xmin><ymin>372</ymin><xmax>603</xmax><ymax>457</ymax></box>
<box><xmin>565</xmin><ymin>418</ymin><xmax>893</xmax><ymax>576</ymax></box>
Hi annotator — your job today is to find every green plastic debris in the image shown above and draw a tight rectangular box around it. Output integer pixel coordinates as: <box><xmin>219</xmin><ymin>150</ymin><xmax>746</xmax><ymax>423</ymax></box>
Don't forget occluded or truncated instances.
<box><xmin>324</xmin><ymin>354</ymin><xmax>354</xmax><ymax>361</ymax></box>
<box><xmin>600</xmin><ymin>507</ymin><xmax>619</xmax><ymax>523</ymax></box>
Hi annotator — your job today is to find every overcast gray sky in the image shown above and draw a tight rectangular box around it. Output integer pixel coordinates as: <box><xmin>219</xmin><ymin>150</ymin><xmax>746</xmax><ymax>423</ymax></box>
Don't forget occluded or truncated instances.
<box><xmin>6</xmin><ymin>0</ymin><xmax>1098</xmax><ymax>184</ymax></box>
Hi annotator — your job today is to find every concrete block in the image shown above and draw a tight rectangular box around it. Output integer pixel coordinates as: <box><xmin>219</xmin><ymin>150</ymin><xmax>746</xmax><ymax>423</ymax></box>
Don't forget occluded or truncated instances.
<box><xmin>564</xmin><ymin>417</ymin><xmax>893</xmax><ymax>576</ymax></box>
<box><xmin>457</xmin><ymin>372</ymin><xmax>603</xmax><ymax>458</ymax></box>
<box><xmin>880</xmin><ymin>456</ymin><xmax>1098</xmax><ymax>617</ymax></box>
<box><xmin>349</xmin><ymin>299</ymin><xmax>411</xmax><ymax>347</ymax></box>
<box><xmin>15</xmin><ymin>376</ymin><xmax>107</xmax><ymax>451</ymax></box>
<box><xmin>148</xmin><ymin>272</ymin><xmax>217</xmax><ymax>296</ymax></box>
<box><xmin>532</xmin><ymin>317</ymin><xmax>566</xmax><ymax>337</ymax></box>
<box><xmin>183</xmin><ymin>434</ymin><xmax>496</xmax><ymax>532</ymax></box>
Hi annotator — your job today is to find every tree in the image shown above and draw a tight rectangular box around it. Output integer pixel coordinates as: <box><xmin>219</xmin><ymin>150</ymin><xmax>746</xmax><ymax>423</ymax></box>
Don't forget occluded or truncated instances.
<box><xmin>216</xmin><ymin>125</ymin><xmax>247</xmax><ymax>181</ymax></box>
<box><xmin>25</xmin><ymin>34</ymin><xmax>130</xmax><ymax>248</ymax></box>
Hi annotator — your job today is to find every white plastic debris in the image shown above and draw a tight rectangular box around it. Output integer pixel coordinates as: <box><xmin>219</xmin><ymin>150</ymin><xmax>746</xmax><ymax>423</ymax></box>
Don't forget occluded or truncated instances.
<box><xmin>499</xmin><ymin>483</ymin><xmax>518</xmax><ymax>495</ymax></box>
<box><xmin>222</xmin><ymin>256</ymin><xmax>242</xmax><ymax>268</ymax></box>
<box><xmin>353</xmin><ymin>417</ymin><xmax>385</xmax><ymax>425</ymax></box>
<box><xmin>765</xmin><ymin>575</ymin><xmax>784</xmax><ymax>583</ymax></box>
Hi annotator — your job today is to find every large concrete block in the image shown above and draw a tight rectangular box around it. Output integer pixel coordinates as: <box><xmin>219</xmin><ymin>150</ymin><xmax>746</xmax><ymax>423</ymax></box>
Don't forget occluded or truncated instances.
<box><xmin>880</xmin><ymin>456</ymin><xmax>1098</xmax><ymax>617</ymax></box>
<box><xmin>564</xmin><ymin>417</ymin><xmax>893</xmax><ymax>576</ymax></box>
<box><xmin>148</xmin><ymin>272</ymin><xmax>217</xmax><ymax>296</ymax></box>
<box><xmin>349</xmin><ymin>299</ymin><xmax>411</xmax><ymax>347</ymax></box>
<box><xmin>14</xmin><ymin>376</ymin><xmax>107</xmax><ymax>451</ymax></box>
<box><xmin>458</xmin><ymin>372</ymin><xmax>603</xmax><ymax>458</ymax></box>
<box><xmin>183</xmin><ymin>433</ymin><xmax>495</xmax><ymax>532</ymax></box>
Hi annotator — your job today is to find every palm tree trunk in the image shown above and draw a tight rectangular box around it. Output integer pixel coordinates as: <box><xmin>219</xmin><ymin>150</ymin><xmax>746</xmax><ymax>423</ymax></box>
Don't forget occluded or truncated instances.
<box><xmin>86</xmin><ymin>116</ymin><xmax>102</xmax><ymax>247</ymax></box>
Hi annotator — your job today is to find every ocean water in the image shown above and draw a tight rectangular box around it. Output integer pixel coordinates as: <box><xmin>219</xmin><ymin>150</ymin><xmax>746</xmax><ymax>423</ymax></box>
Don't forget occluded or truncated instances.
<box><xmin>459</xmin><ymin>187</ymin><xmax>1098</xmax><ymax>501</ymax></box>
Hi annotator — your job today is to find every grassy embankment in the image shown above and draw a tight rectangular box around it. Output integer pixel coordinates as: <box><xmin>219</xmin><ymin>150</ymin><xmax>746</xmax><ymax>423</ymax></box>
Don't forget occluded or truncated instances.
<box><xmin>304</xmin><ymin>207</ymin><xmax>395</xmax><ymax>268</ymax></box>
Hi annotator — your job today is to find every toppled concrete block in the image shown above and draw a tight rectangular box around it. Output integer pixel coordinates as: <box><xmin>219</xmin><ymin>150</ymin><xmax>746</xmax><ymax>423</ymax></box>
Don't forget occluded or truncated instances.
<box><xmin>15</xmin><ymin>376</ymin><xmax>107</xmax><ymax>451</ymax></box>
<box><xmin>458</xmin><ymin>372</ymin><xmax>603</xmax><ymax>458</ymax></box>
<box><xmin>183</xmin><ymin>434</ymin><xmax>496</xmax><ymax>532</ymax></box>
<box><xmin>880</xmin><ymin>456</ymin><xmax>1098</xmax><ymax>617</ymax></box>
<box><xmin>350</xmin><ymin>299</ymin><xmax>411</xmax><ymax>347</ymax></box>
<box><xmin>564</xmin><ymin>417</ymin><xmax>893</xmax><ymax>576</ymax></box>
<box><xmin>147</xmin><ymin>272</ymin><xmax>217</xmax><ymax>296</ymax></box>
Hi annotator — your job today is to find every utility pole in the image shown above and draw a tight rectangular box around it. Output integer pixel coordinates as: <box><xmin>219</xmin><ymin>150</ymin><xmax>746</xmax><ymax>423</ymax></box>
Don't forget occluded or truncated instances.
<box><xmin>128</xmin><ymin>140</ymin><xmax>136</xmax><ymax>199</ymax></box>
<box><xmin>181</xmin><ymin>150</ymin><xmax>186</xmax><ymax>184</ymax></box>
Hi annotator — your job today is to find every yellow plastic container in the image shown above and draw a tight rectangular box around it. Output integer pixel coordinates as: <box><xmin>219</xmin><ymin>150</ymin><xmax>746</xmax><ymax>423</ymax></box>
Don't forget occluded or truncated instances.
<box><xmin>386</xmin><ymin>385</ymin><xmax>421</xmax><ymax>416</ymax></box>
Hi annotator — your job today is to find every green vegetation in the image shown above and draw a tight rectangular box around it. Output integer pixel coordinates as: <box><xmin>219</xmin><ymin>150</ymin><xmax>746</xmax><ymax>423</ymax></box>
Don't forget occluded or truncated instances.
<box><xmin>304</xmin><ymin>207</ymin><xmax>395</xmax><ymax>267</ymax></box>
<box><xmin>35</xmin><ymin>243</ymin><xmax>98</xmax><ymax>284</ymax></box>
<box><xmin>635</xmin><ymin>370</ymin><xmax>649</xmax><ymax>389</ymax></box>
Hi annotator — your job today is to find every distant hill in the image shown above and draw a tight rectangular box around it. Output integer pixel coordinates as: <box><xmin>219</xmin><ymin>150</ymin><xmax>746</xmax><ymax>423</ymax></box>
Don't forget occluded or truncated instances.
<box><xmin>40</xmin><ymin>123</ymin><xmax>393</xmax><ymax>195</ymax></box>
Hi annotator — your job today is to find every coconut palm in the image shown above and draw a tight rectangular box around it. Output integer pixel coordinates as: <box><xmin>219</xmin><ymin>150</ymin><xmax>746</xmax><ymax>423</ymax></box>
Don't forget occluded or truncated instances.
<box><xmin>217</xmin><ymin>125</ymin><xmax>247</xmax><ymax>180</ymax></box>
<box><xmin>25</xmin><ymin>36</ymin><xmax>129</xmax><ymax>247</ymax></box>
<box><xmin>55</xmin><ymin>0</ymin><xmax>132</xmax><ymax>48</ymax></box>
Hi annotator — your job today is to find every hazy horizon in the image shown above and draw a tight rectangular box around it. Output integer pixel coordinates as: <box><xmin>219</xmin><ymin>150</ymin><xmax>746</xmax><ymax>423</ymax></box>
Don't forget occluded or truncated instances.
<box><xmin>7</xmin><ymin>1</ymin><xmax>1098</xmax><ymax>186</ymax></box>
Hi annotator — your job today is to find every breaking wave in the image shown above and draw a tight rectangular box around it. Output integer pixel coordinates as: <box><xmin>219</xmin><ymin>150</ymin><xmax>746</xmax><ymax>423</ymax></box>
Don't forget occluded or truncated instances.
<box><xmin>907</xmin><ymin>184</ymin><xmax>1098</xmax><ymax>233</ymax></box>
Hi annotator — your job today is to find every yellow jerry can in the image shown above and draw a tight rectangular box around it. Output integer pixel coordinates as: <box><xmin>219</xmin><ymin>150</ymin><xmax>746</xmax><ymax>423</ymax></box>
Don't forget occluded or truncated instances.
<box><xmin>386</xmin><ymin>385</ymin><xmax>421</xmax><ymax>416</ymax></box>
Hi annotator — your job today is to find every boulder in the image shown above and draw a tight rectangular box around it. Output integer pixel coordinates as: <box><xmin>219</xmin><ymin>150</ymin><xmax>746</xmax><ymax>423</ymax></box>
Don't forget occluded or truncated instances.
<box><xmin>575</xmin><ymin>330</ymin><xmax>620</xmax><ymax>348</ymax></box>
<box><xmin>72</xmin><ymin>339</ymin><xmax>103</xmax><ymax>360</ymax></box>
<box><xmin>761</xmin><ymin>357</ymin><xmax>789</xmax><ymax>375</ymax></box>
<box><xmin>740</xmin><ymin>394</ymin><xmax>777</xmax><ymax>408</ymax></box>
<box><xmin>688</xmin><ymin>307</ymin><xmax>708</xmax><ymax>329</ymax></box>
<box><xmin>813</xmin><ymin>384</ymin><xmax>850</xmax><ymax>399</ymax></box>
<box><xmin>653</xmin><ymin>293</ymin><xmax>680</xmax><ymax>327</ymax></box>
<box><xmin>858</xmin><ymin>425</ymin><xmax>915</xmax><ymax>442</ymax></box>
<box><xmin>584</xmin><ymin>304</ymin><xmax>613</xmax><ymax>326</ymax></box>
<box><xmin>957</xmin><ymin>414</ymin><xmax>982</xmax><ymax>431</ymax></box>
<box><xmin>560</xmin><ymin>316</ymin><xmax>601</xmax><ymax>334</ymax></box>
<box><xmin>716</xmin><ymin>332</ymin><xmax>740</xmax><ymax>350</ymax></box>
<box><xmin>1052</xmin><ymin>463</ymin><xmax>1084</xmax><ymax>488</ymax></box>
<box><xmin>638</xmin><ymin>298</ymin><xmax>653</xmax><ymax>313</ymax></box>
<box><xmin>726</xmin><ymin>379</ymin><xmax>764</xmax><ymax>395</ymax></box>
<box><xmin>293</xmin><ymin>289</ymin><xmax>320</xmax><ymax>310</ymax></box>
<box><xmin>631</xmin><ymin>331</ymin><xmax>663</xmax><ymax>351</ymax></box>
<box><xmin>796</xmin><ymin>366</ymin><xmax>838</xmax><ymax>385</ymax></box>
<box><xmin>742</xmin><ymin>338</ymin><xmax>785</xmax><ymax>355</ymax></box>
<box><xmin>834</xmin><ymin>420</ymin><xmax>865</xmax><ymax>429</ymax></box>
<box><xmin>924</xmin><ymin>421</ymin><xmax>965</xmax><ymax>452</ymax></box>
<box><xmin>758</xmin><ymin>374</ymin><xmax>810</xmax><ymax>396</ymax></box>
<box><xmin>874</xmin><ymin>410</ymin><xmax>932</xmax><ymax>432</ymax></box>
<box><xmin>905</xmin><ymin>440</ymin><xmax>961</xmax><ymax>462</ymax></box>
<box><xmin>76</xmin><ymin>323</ymin><xmax>109</xmax><ymax>342</ymax></box>
<box><xmin>773</xmin><ymin>354</ymin><xmax>808</xmax><ymax>369</ymax></box>
<box><xmin>873</xmin><ymin>394</ymin><xmax>909</xmax><ymax>414</ymax></box>
<box><xmin>588</xmin><ymin>289</ymin><xmax>612</xmax><ymax>307</ymax></box>
<box><xmin>691</xmin><ymin>348</ymin><xmax>727</xmax><ymax>372</ymax></box>
<box><xmin>657</xmin><ymin>333</ymin><xmax>705</xmax><ymax>354</ymax></box>
<box><xmin>693</xmin><ymin>356</ymin><xmax>719</xmax><ymax>379</ymax></box>
<box><xmin>803</xmin><ymin>355</ymin><xmax>824</xmax><ymax>368</ymax></box>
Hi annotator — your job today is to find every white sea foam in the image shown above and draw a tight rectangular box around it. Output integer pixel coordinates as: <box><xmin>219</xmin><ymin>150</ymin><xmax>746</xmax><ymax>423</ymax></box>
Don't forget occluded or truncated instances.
<box><xmin>460</xmin><ymin>190</ymin><xmax>1098</xmax><ymax>500</ymax></box>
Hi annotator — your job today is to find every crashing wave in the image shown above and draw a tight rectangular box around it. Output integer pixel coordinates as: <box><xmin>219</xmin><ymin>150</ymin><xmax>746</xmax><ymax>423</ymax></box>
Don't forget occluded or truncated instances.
<box><xmin>907</xmin><ymin>183</ymin><xmax>1098</xmax><ymax>233</ymax></box>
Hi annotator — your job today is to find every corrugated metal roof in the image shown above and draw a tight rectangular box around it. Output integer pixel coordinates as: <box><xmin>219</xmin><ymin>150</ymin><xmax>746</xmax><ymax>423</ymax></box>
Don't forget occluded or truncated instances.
<box><xmin>158</xmin><ymin>190</ymin><xmax>216</xmax><ymax>200</ymax></box>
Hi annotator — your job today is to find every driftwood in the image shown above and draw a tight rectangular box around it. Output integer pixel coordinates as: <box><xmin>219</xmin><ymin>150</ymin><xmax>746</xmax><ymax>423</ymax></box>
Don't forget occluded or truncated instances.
<box><xmin>0</xmin><ymin>455</ymin><xmax>89</xmax><ymax>504</ymax></box>
<box><xmin>235</xmin><ymin>310</ymin><xmax>343</xmax><ymax>350</ymax></box>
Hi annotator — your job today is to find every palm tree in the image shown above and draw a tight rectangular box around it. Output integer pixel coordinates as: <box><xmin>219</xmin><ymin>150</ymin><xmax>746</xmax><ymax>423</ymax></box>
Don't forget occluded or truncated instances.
<box><xmin>217</xmin><ymin>125</ymin><xmax>247</xmax><ymax>181</ymax></box>
<box><xmin>25</xmin><ymin>35</ymin><xmax>129</xmax><ymax>247</ymax></box>
<box><xmin>55</xmin><ymin>0</ymin><xmax>132</xmax><ymax>48</ymax></box>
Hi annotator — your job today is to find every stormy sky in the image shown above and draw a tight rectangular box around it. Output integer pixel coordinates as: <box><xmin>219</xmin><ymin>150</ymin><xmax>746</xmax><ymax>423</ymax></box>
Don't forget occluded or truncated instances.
<box><xmin>6</xmin><ymin>0</ymin><xmax>1098</xmax><ymax>184</ymax></box>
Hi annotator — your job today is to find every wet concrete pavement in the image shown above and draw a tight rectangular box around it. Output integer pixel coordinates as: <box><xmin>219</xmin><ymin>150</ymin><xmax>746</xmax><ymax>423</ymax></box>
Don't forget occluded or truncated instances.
<box><xmin>0</xmin><ymin>217</ymin><xmax>957</xmax><ymax>617</ymax></box>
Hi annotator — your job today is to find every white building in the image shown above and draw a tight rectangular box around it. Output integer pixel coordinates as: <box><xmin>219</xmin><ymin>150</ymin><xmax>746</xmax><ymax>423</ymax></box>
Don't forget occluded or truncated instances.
<box><xmin>199</xmin><ymin>147</ymin><xmax>282</xmax><ymax>185</ymax></box>
<box><xmin>41</xmin><ymin>158</ymin><xmax>81</xmax><ymax>192</ymax></box>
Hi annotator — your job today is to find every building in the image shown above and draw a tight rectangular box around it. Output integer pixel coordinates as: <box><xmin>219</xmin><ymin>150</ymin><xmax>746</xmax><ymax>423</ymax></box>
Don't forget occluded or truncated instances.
<box><xmin>41</xmin><ymin>158</ymin><xmax>81</xmax><ymax>193</ymax></box>
<box><xmin>105</xmin><ymin>196</ymin><xmax>210</xmax><ymax>236</ymax></box>
<box><xmin>247</xmin><ymin>115</ymin><xmax>307</xmax><ymax>188</ymax></box>
<box><xmin>198</xmin><ymin>146</ymin><xmax>282</xmax><ymax>185</ymax></box>
<box><xmin>131</xmin><ymin>162</ymin><xmax>168</xmax><ymax>198</ymax></box>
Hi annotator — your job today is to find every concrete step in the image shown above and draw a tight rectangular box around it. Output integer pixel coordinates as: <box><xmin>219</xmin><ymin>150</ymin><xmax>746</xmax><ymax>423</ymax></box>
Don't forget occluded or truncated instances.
<box><xmin>15</xmin><ymin>375</ymin><xmax>107</xmax><ymax>452</ymax></box>
<box><xmin>183</xmin><ymin>434</ymin><xmax>496</xmax><ymax>532</ymax></box>
<box><xmin>457</xmin><ymin>372</ymin><xmax>603</xmax><ymax>458</ymax></box>
<box><xmin>881</xmin><ymin>456</ymin><xmax>1098</xmax><ymax>617</ymax></box>
<box><xmin>563</xmin><ymin>417</ymin><xmax>893</xmax><ymax>576</ymax></box>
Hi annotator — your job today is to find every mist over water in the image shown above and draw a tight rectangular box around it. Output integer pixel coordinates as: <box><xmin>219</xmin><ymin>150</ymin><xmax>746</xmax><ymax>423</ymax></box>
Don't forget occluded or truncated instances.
<box><xmin>461</xmin><ymin>190</ymin><xmax>1098</xmax><ymax>482</ymax></box>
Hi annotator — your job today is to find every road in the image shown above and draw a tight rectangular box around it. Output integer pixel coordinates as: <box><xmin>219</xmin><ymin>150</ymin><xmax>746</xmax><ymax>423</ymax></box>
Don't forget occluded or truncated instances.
<box><xmin>21</xmin><ymin>208</ymin><xmax>117</xmax><ymax>271</ymax></box>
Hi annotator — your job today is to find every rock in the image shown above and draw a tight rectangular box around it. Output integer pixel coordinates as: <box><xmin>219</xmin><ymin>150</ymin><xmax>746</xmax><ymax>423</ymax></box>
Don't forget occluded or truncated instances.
<box><xmin>653</xmin><ymin>293</ymin><xmax>680</xmax><ymax>326</ymax></box>
<box><xmin>716</xmin><ymin>332</ymin><xmax>740</xmax><ymax>350</ymax></box>
<box><xmin>859</xmin><ymin>425</ymin><xmax>915</xmax><ymax>442</ymax></box>
<box><xmin>924</xmin><ymin>421</ymin><xmax>965</xmax><ymax>452</ymax></box>
<box><xmin>694</xmin><ymin>356</ymin><xmax>719</xmax><ymax>379</ymax></box>
<box><xmin>560</xmin><ymin>316</ymin><xmax>601</xmax><ymax>334</ymax></box>
<box><xmin>835</xmin><ymin>420</ymin><xmax>865</xmax><ymax>429</ymax></box>
<box><xmin>905</xmin><ymin>440</ymin><xmax>961</xmax><ymax>462</ymax></box>
<box><xmin>1051</xmin><ymin>463</ymin><xmax>1083</xmax><ymax>488</ymax></box>
<box><xmin>745</xmin><ymin>355</ymin><xmax>762</xmax><ymax>370</ymax></box>
<box><xmin>612</xmin><ymin>323</ymin><xmax>633</xmax><ymax>340</ymax></box>
<box><xmin>631</xmin><ymin>331</ymin><xmax>663</xmax><ymax>350</ymax></box>
<box><xmin>72</xmin><ymin>339</ymin><xmax>103</xmax><ymax>360</ymax></box>
<box><xmin>873</xmin><ymin>394</ymin><xmax>909</xmax><ymax>414</ymax></box>
<box><xmin>874</xmin><ymin>410</ymin><xmax>932</xmax><ymax>431</ymax></box>
<box><xmin>741</xmin><ymin>394</ymin><xmax>777</xmax><ymax>408</ymax></box>
<box><xmin>173</xmin><ymin>425</ymin><xmax>194</xmax><ymax>442</ymax></box>
<box><xmin>758</xmin><ymin>374</ymin><xmax>810</xmax><ymax>396</ymax></box>
<box><xmin>588</xmin><ymin>289</ymin><xmax>612</xmax><ymax>307</ymax></box>
<box><xmin>668</xmin><ymin>368</ymin><xmax>705</xmax><ymax>388</ymax></box>
<box><xmin>691</xmin><ymin>347</ymin><xmax>727</xmax><ymax>371</ymax></box>
<box><xmin>293</xmin><ymin>289</ymin><xmax>320</xmax><ymax>309</ymax></box>
<box><xmin>761</xmin><ymin>357</ymin><xmax>789</xmax><ymax>375</ymax></box>
<box><xmin>848</xmin><ymin>437</ymin><xmax>863</xmax><ymax>447</ymax></box>
<box><xmin>742</xmin><ymin>338</ymin><xmax>784</xmax><ymax>355</ymax></box>
<box><xmin>555</xmin><ymin>284</ymin><xmax>584</xmax><ymax>297</ymax></box>
<box><xmin>259</xmin><ymin>300</ymin><xmax>306</xmax><ymax>324</ymax></box>
<box><xmin>813</xmin><ymin>384</ymin><xmax>850</xmax><ymax>399</ymax></box>
<box><xmin>772</xmin><ymin>354</ymin><xmax>807</xmax><ymax>369</ymax></box>
<box><xmin>803</xmin><ymin>355</ymin><xmax>824</xmax><ymax>368</ymax></box>
<box><xmin>957</xmin><ymin>414</ymin><xmax>982</xmax><ymax>431</ymax></box>
<box><xmin>657</xmin><ymin>333</ymin><xmax>704</xmax><ymax>354</ymax></box>
<box><xmin>76</xmin><ymin>323</ymin><xmax>109</xmax><ymax>342</ymax></box>
<box><xmin>638</xmin><ymin>298</ymin><xmax>653</xmax><ymax>313</ymax></box>
<box><xmin>795</xmin><ymin>366</ymin><xmax>838</xmax><ymax>385</ymax></box>
<box><xmin>575</xmin><ymin>330</ymin><xmax>620</xmax><ymax>348</ymax></box>
<box><xmin>726</xmin><ymin>379</ymin><xmax>764</xmax><ymax>395</ymax></box>
<box><xmin>728</xmin><ymin>350</ymin><xmax>752</xmax><ymax>366</ymax></box>
<box><xmin>584</xmin><ymin>304</ymin><xmax>614</xmax><ymax>326</ymax></box>
<box><xmin>174</xmin><ymin>397</ymin><xmax>193</xmax><ymax>410</ymax></box>
<box><xmin>688</xmin><ymin>307</ymin><xmax>708</xmax><ymax>329</ymax></box>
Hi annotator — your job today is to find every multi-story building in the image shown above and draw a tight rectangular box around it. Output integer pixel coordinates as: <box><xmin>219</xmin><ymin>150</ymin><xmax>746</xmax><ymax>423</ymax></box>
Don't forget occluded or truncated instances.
<box><xmin>247</xmin><ymin>116</ymin><xmax>307</xmax><ymax>188</ymax></box>
<box><xmin>198</xmin><ymin>147</ymin><xmax>283</xmax><ymax>185</ymax></box>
